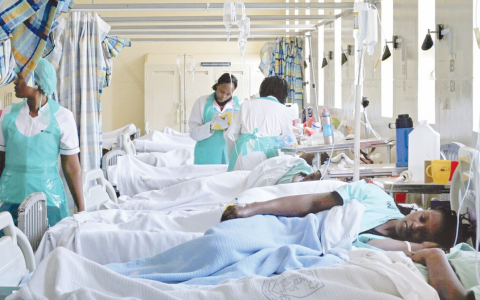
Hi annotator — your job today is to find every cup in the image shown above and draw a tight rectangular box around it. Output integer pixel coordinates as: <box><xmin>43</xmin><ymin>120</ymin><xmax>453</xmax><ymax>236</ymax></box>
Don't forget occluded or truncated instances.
<box><xmin>426</xmin><ymin>160</ymin><xmax>451</xmax><ymax>184</ymax></box>
<box><xmin>449</xmin><ymin>161</ymin><xmax>459</xmax><ymax>181</ymax></box>
<box><xmin>424</xmin><ymin>161</ymin><xmax>433</xmax><ymax>183</ymax></box>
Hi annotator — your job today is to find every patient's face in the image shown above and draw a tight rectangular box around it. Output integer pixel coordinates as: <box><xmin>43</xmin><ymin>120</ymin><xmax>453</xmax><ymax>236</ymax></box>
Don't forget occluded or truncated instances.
<box><xmin>395</xmin><ymin>210</ymin><xmax>443</xmax><ymax>243</ymax></box>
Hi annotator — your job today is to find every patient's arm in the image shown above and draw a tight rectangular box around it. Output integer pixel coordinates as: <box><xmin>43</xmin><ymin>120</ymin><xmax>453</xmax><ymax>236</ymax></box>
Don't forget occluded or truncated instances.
<box><xmin>408</xmin><ymin>249</ymin><xmax>468</xmax><ymax>300</ymax></box>
<box><xmin>366</xmin><ymin>239</ymin><xmax>439</xmax><ymax>254</ymax></box>
<box><xmin>221</xmin><ymin>192</ymin><xmax>342</xmax><ymax>221</ymax></box>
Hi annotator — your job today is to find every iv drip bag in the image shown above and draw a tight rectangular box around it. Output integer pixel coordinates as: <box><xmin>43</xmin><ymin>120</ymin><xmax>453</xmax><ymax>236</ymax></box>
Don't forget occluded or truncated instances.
<box><xmin>223</xmin><ymin>1</ymin><xmax>236</xmax><ymax>34</ymax></box>
<box><xmin>366</xmin><ymin>8</ymin><xmax>378</xmax><ymax>55</ymax></box>
<box><xmin>235</xmin><ymin>0</ymin><xmax>246</xmax><ymax>28</ymax></box>
<box><xmin>353</xmin><ymin>2</ymin><xmax>368</xmax><ymax>44</ymax></box>
<box><xmin>190</xmin><ymin>57</ymin><xmax>195</xmax><ymax>82</ymax></box>
<box><xmin>244</xmin><ymin>17</ymin><xmax>251</xmax><ymax>37</ymax></box>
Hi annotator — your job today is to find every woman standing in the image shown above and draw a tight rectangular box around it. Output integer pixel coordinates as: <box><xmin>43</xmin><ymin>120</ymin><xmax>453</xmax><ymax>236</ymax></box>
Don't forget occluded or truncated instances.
<box><xmin>189</xmin><ymin>73</ymin><xmax>240</xmax><ymax>165</ymax></box>
<box><xmin>225</xmin><ymin>76</ymin><xmax>296</xmax><ymax>171</ymax></box>
<box><xmin>0</xmin><ymin>58</ymin><xmax>84</xmax><ymax>226</ymax></box>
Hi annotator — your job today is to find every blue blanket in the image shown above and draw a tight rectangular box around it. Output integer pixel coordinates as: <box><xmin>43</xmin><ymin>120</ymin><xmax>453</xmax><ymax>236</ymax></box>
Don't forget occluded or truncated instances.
<box><xmin>106</xmin><ymin>211</ymin><xmax>346</xmax><ymax>285</ymax></box>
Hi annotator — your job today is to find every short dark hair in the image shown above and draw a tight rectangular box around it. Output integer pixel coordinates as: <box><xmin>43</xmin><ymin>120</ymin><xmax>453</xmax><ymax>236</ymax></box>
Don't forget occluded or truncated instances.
<box><xmin>259</xmin><ymin>76</ymin><xmax>289</xmax><ymax>104</ymax></box>
<box><xmin>212</xmin><ymin>73</ymin><xmax>238</xmax><ymax>91</ymax></box>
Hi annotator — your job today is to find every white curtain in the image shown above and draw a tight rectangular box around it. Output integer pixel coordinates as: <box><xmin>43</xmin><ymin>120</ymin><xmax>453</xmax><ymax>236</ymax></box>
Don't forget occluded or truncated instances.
<box><xmin>47</xmin><ymin>12</ymin><xmax>111</xmax><ymax>171</ymax></box>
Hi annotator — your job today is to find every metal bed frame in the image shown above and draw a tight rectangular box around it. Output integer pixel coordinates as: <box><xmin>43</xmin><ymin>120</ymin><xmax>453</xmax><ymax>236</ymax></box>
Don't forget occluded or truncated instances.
<box><xmin>102</xmin><ymin>149</ymin><xmax>126</xmax><ymax>181</ymax></box>
<box><xmin>17</xmin><ymin>193</ymin><xmax>48</xmax><ymax>253</ymax></box>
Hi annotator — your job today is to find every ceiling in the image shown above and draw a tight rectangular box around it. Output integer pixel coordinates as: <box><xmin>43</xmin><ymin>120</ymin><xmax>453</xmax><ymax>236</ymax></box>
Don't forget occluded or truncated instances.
<box><xmin>71</xmin><ymin>1</ymin><xmax>354</xmax><ymax>42</ymax></box>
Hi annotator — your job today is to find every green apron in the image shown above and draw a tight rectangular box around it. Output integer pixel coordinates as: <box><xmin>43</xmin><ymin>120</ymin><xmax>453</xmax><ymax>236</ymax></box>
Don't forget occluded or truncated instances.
<box><xmin>194</xmin><ymin>92</ymin><xmax>240</xmax><ymax>165</ymax></box>
<box><xmin>227</xmin><ymin>97</ymin><xmax>284</xmax><ymax>172</ymax></box>
<box><xmin>0</xmin><ymin>98</ymin><xmax>69</xmax><ymax>226</ymax></box>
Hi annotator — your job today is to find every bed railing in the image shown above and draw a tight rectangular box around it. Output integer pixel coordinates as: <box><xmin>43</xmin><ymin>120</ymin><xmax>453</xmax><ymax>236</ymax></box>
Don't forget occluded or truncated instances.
<box><xmin>83</xmin><ymin>168</ymin><xmax>118</xmax><ymax>211</ymax></box>
<box><xmin>102</xmin><ymin>149</ymin><xmax>126</xmax><ymax>181</ymax></box>
<box><xmin>17</xmin><ymin>192</ymin><xmax>48</xmax><ymax>253</ymax></box>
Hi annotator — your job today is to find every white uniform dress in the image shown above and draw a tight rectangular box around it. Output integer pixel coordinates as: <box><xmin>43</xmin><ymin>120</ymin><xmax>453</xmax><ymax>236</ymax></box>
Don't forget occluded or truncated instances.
<box><xmin>0</xmin><ymin>101</ymin><xmax>79</xmax><ymax>154</ymax></box>
<box><xmin>188</xmin><ymin>94</ymin><xmax>239</xmax><ymax>142</ymax></box>
<box><xmin>224</xmin><ymin>96</ymin><xmax>295</xmax><ymax>171</ymax></box>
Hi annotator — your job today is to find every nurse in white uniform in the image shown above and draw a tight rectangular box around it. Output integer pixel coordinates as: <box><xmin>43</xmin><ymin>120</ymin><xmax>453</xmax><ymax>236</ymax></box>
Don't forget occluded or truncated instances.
<box><xmin>189</xmin><ymin>73</ymin><xmax>240</xmax><ymax>165</ymax></box>
<box><xmin>225</xmin><ymin>76</ymin><xmax>296</xmax><ymax>171</ymax></box>
<box><xmin>0</xmin><ymin>58</ymin><xmax>84</xmax><ymax>226</ymax></box>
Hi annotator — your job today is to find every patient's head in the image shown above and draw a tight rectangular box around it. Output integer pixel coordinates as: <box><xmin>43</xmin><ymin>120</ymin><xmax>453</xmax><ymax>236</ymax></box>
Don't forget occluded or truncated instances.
<box><xmin>395</xmin><ymin>206</ymin><xmax>461</xmax><ymax>248</ymax></box>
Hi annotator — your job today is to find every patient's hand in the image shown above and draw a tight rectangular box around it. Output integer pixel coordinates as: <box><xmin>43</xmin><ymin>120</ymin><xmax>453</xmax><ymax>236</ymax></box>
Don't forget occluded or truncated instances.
<box><xmin>221</xmin><ymin>204</ymin><xmax>251</xmax><ymax>222</ymax></box>
<box><xmin>407</xmin><ymin>248</ymin><xmax>445</xmax><ymax>266</ymax></box>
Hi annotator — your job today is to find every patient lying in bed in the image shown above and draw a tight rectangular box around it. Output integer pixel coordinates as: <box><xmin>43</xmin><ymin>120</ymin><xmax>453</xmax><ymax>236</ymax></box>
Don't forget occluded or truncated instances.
<box><xmin>102</xmin><ymin>180</ymin><xmax>460</xmax><ymax>285</ymax></box>
<box><xmin>113</xmin><ymin>154</ymin><xmax>316</xmax><ymax>197</ymax></box>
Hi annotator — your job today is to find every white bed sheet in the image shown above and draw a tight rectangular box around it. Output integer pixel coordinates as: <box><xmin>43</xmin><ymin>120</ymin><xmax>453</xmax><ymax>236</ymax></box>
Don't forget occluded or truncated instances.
<box><xmin>116</xmin><ymin>155</ymin><xmax>227</xmax><ymax>197</ymax></box>
<box><xmin>35</xmin><ymin>208</ymin><xmax>223</xmax><ymax>266</ymax></box>
<box><xmin>14</xmin><ymin>246</ymin><xmax>439</xmax><ymax>300</ymax></box>
<box><xmin>113</xmin><ymin>155</ymin><xmax>304</xmax><ymax>198</ymax></box>
<box><xmin>161</xmin><ymin>127</ymin><xmax>190</xmax><ymax>137</ymax></box>
<box><xmin>135</xmin><ymin>130</ymin><xmax>196</xmax><ymax>153</ymax></box>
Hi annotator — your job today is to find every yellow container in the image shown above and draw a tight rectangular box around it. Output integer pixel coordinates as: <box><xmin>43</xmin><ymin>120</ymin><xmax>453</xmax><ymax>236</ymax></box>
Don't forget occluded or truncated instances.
<box><xmin>426</xmin><ymin>160</ymin><xmax>451</xmax><ymax>184</ymax></box>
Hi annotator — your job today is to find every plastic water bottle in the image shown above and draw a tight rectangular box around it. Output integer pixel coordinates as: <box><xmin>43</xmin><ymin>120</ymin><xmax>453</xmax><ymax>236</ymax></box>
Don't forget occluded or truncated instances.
<box><xmin>408</xmin><ymin>120</ymin><xmax>440</xmax><ymax>182</ymax></box>
<box><xmin>275</xmin><ymin>135</ymin><xmax>294</xmax><ymax>147</ymax></box>
<box><xmin>321</xmin><ymin>108</ymin><xmax>334</xmax><ymax>144</ymax></box>
<box><xmin>389</xmin><ymin>114</ymin><xmax>413</xmax><ymax>168</ymax></box>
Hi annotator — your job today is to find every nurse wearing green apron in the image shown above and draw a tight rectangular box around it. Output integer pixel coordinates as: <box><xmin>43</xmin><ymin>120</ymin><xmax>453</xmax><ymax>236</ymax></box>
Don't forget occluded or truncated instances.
<box><xmin>189</xmin><ymin>73</ymin><xmax>240</xmax><ymax>165</ymax></box>
<box><xmin>225</xmin><ymin>76</ymin><xmax>296</xmax><ymax>171</ymax></box>
<box><xmin>0</xmin><ymin>58</ymin><xmax>85</xmax><ymax>226</ymax></box>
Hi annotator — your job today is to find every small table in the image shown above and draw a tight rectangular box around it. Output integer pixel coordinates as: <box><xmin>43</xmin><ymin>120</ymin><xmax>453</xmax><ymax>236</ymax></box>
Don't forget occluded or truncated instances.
<box><xmin>375</xmin><ymin>179</ymin><xmax>451</xmax><ymax>194</ymax></box>
<box><xmin>375</xmin><ymin>178</ymin><xmax>451</xmax><ymax>208</ymax></box>
<box><xmin>325</xmin><ymin>163</ymin><xmax>407</xmax><ymax>178</ymax></box>
<box><xmin>281</xmin><ymin>138</ymin><xmax>395</xmax><ymax>169</ymax></box>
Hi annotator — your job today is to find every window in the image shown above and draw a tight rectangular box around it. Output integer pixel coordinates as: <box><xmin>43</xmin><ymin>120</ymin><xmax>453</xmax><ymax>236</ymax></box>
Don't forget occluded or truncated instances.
<box><xmin>418</xmin><ymin>0</ymin><xmax>436</xmax><ymax>124</ymax></box>
<box><xmin>334</xmin><ymin>0</ymin><xmax>342</xmax><ymax>108</ymax></box>
<box><xmin>474</xmin><ymin>0</ymin><xmax>480</xmax><ymax>132</ymax></box>
<box><xmin>381</xmin><ymin>0</ymin><xmax>393</xmax><ymax>118</ymax></box>
<box><xmin>317</xmin><ymin>2</ymin><xmax>325</xmax><ymax>106</ymax></box>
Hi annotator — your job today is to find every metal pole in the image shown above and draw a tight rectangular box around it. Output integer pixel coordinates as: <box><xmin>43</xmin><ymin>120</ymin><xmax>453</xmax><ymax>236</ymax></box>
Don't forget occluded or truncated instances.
<box><xmin>307</xmin><ymin>35</ymin><xmax>320</xmax><ymax>123</ymax></box>
<box><xmin>353</xmin><ymin>41</ymin><xmax>364</xmax><ymax>182</ymax></box>
<box><xmin>183</xmin><ymin>54</ymin><xmax>187</xmax><ymax>133</ymax></box>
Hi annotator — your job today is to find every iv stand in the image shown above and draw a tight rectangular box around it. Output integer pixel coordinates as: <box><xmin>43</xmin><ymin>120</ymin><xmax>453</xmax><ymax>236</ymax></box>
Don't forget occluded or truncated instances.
<box><xmin>183</xmin><ymin>53</ymin><xmax>187</xmax><ymax>133</ymax></box>
<box><xmin>177</xmin><ymin>53</ymin><xmax>193</xmax><ymax>133</ymax></box>
<box><xmin>306</xmin><ymin>34</ymin><xmax>320</xmax><ymax>122</ymax></box>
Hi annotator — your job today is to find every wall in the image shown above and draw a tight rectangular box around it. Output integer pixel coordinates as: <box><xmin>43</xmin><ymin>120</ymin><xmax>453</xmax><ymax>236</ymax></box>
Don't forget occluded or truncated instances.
<box><xmin>314</xmin><ymin>0</ymin><xmax>478</xmax><ymax>152</ymax></box>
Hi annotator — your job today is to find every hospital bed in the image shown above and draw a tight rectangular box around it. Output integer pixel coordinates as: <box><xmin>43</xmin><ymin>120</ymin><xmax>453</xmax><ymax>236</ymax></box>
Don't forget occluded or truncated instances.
<box><xmin>0</xmin><ymin>212</ymin><xmax>35</xmax><ymax>287</ymax></box>
<box><xmin>103</xmin><ymin>123</ymin><xmax>140</xmax><ymax>151</ymax></box>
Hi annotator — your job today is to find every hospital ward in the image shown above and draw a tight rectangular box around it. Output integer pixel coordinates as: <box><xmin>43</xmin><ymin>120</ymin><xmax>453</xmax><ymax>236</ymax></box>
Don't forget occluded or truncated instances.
<box><xmin>1</xmin><ymin>1</ymin><xmax>480</xmax><ymax>300</ymax></box>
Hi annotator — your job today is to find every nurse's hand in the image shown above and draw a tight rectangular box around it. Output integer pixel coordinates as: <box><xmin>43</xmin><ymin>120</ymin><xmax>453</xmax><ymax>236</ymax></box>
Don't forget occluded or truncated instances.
<box><xmin>221</xmin><ymin>204</ymin><xmax>251</xmax><ymax>222</ymax></box>
<box><xmin>216</xmin><ymin>116</ymin><xmax>229</xmax><ymax>130</ymax></box>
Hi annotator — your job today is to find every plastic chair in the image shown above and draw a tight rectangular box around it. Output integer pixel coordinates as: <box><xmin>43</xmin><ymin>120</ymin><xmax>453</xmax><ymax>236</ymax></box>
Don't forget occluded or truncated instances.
<box><xmin>440</xmin><ymin>142</ymin><xmax>465</xmax><ymax>161</ymax></box>
<box><xmin>0</xmin><ymin>212</ymin><xmax>35</xmax><ymax>286</ymax></box>
<box><xmin>82</xmin><ymin>169</ymin><xmax>118</xmax><ymax>212</ymax></box>
<box><xmin>17</xmin><ymin>193</ymin><xmax>48</xmax><ymax>252</ymax></box>
<box><xmin>102</xmin><ymin>149</ymin><xmax>126</xmax><ymax>181</ymax></box>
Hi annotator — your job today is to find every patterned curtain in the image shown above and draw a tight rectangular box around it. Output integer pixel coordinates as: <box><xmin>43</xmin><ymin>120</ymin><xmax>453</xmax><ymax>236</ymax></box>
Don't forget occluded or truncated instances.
<box><xmin>0</xmin><ymin>0</ymin><xmax>74</xmax><ymax>81</ymax></box>
<box><xmin>45</xmin><ymin>12</ymin><xmax>130</xmax><ymax>171</ymax></box>
<box><xmin>0</xmin><ymin>39</ymin><xmax>15</xmax><ymax>86</ymax></box>
<box><xmin>268</xmin><ymin>37</ymin><xmax>304</xmax><ymax>106</ymax></box>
